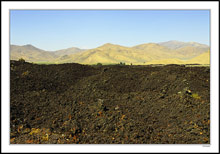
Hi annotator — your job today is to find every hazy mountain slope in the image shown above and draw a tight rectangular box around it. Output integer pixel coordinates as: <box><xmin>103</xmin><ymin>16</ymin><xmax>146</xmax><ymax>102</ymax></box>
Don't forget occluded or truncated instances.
<box><xmin>158</xmin><ymin>40</ymin><xmax>209</xmax><ymax>59</ymax></box>
<box><xmin>132</xmin><ymin>43</ymin><xmax>186</xmax><ymax>59</ymax></box>
<box><xmin>175</xmin><ymin>46</ymin><xmax>209</xmax><ymax>59</ymax></box>
<box><xmin>186</xmin><ymin>51</ymin><xmax>210</xmax><ymax>64</ymax></box>
<box><xmin>159</xmin><ymin>40</ymin><xmax>209</xmax><ymax>50</ymax></box>
<box><xmin>53</xmin><ymin>47</ymin><xmax>84</xmax><ymax>56</ymax></box>
<box><xmin>10</xmin><ymin>45</ymin><xmax>58</xmax><ymax>62</ymax></box>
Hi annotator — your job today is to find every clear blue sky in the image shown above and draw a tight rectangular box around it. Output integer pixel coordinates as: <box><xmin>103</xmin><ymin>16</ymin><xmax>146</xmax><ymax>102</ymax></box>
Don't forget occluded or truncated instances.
<box><xmin>10</xmin><ymin>10</ymin><xmax>210</xmax><ymax>51</ymax></box>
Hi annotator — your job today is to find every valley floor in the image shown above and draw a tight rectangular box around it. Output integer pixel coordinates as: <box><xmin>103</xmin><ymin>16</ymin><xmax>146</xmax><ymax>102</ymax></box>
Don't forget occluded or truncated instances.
<box><xmin>10</xmin><ymin>61</ymin><xmax>210</xmax><ymax>144</ymax></box>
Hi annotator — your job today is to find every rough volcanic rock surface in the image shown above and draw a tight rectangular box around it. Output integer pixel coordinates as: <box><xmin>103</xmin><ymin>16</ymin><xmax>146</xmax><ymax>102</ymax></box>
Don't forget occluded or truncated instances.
<box><xmin>10</xmin><ymin>61</ymin><xmax>210</xmax><ymax>144</ymax></box>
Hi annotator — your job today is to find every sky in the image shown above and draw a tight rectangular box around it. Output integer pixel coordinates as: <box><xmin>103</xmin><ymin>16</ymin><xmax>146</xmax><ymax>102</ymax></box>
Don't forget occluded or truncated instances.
<box><xmin>10</xmin><ymin>10</ymin><xmax>210</xmax><ymax>51</ymax></box>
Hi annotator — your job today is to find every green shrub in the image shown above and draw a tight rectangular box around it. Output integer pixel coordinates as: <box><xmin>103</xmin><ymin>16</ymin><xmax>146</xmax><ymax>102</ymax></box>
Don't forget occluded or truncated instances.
<box><xmin>97</xmin><ymin>63</ymin><xmax>102</xmax><ymax>66</ymax></box>
<box><xmin>119</xmin><ymin>62</ymin><xmax>126</xmax><ymax>65</ymax></box>
<box><xmin>18</xmin><ymin>58</ymin><xmax>25</xmax><ymax>63</ymax></box>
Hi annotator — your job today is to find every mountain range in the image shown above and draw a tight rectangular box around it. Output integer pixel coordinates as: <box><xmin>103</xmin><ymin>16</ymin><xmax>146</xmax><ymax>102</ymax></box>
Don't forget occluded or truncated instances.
<box><xmin>10</xmin><ymin>41</ymin><xmax>210</xmax><ymax>65</ymax></box>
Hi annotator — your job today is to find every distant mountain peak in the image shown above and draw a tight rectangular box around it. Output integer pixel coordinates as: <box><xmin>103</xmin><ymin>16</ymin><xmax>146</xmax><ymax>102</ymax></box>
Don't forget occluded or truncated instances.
<box><xmin>145</xmin><ymin>43</ymin><xmax>160</xmax><ymax>46</ymax></box>
<box><xmin>159</xmin><ymin>40</ymin><xmax>209</xmax><ymax>50</ymax></box>
<box><xmin>104</xmin><ymin>43</ymin><xmax>113</xmax><ymax>45</ymax></box>
<box><xmin>61</xmin><ymin>46</ymin><xmax>81</xmax><ymax>50</ymax></box>
<box><xmin>98</xmin><ymin>43</ymin><xmax>122</xmax><ymax>49</ymax></box>
<box><xmin>53</xmin><ymin>46</ymin><xmax>84</xmax><ymax>56</ymax></box>
<box><xmin>132</xmin><ymin>43</ymin><xmax>161</xmax><ymax>49</ymax></box>
<box><xmin>160</xmin><ymin>40</ymin><xmax>183</xmax><ymax>44</ymax></box>
<box><xmin>101</xmin><ymin>43</ymin><xmax>115</xmax><ymax>47</ymax></box>
<box><xmin>25</xmin><ymin>44</ymin><xmax>33</xmax><ymax>46</ymax></box>
<box><xmin>23</xmin><ymin>44</ymin><xmax>35</xmax><ymax>47</ymax></box>
<box><xmin>22</xmin><ymin>44</ymin><xmax>42</xmax><ymax>51</ymax></box>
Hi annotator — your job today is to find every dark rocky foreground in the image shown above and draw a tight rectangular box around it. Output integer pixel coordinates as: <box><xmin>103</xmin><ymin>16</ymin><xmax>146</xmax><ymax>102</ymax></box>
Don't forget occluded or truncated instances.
<box><xmin>10</xmin><ymin>60</ymin><xmax>210</xmax><ymax>144</ymax></box>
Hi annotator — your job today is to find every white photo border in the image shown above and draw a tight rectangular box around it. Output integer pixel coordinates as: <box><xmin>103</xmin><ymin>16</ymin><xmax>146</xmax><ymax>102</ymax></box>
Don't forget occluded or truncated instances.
<box><xmin>1</xmin><ymin>1</ymin><xmax>219</xmax><ymax>153</ymax></box>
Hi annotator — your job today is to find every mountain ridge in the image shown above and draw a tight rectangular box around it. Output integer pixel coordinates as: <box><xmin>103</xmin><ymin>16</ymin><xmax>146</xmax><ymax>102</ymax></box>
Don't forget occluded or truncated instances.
<box><xmin>10</xmin><ymin>40</ymin><xmax>210</xmax><ymax>65</ymax></box>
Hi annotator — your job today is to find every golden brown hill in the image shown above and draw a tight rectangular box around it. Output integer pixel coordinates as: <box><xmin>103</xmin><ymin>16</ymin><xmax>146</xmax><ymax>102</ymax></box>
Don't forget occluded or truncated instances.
<box><xmin>186</xmin><ymin>51</ymin><xmax>210</xmax><ymax>64</ymax></box>
<box><xmin>57</xmin><ymin>43</ymin><xmax>155</xmax><ymax>65</ymax></box>
<box><xmin>59</xmin><ymin>43</ymin><xmax>190</xmax><ymax>65</ymax></box>
<box><xmin>145</xmin><ymin>58</ymin><xmax>184</xmax><ymax>65</ymax></box>
<box><xmin>10</xmin><ymin>45</ymin><xmax>58</xmax><ymax>62</ymax></box>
